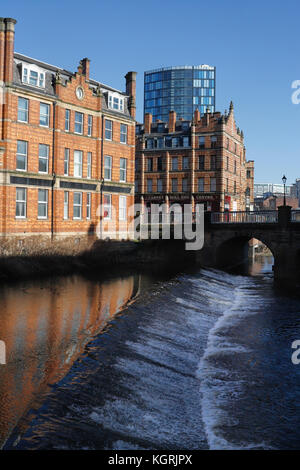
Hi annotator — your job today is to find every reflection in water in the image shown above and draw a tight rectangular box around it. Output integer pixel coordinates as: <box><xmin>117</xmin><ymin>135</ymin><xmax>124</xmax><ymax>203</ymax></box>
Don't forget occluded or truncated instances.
<box><xmin>0</xmin><ymin>275</ymin><xmax>140</xmax><ymax>448</ymax></box>
<box><xmin>248</xmin><ymin>254</ymin><xmax>274</xmax><ymax>276</ymax></box>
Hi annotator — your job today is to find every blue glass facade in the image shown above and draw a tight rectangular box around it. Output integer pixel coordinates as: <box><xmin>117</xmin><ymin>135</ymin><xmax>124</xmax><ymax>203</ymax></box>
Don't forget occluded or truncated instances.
<box><xmin>144</xmin><ymin>65</ymin><xmax>216</xmax><ymax>122</ymax></box>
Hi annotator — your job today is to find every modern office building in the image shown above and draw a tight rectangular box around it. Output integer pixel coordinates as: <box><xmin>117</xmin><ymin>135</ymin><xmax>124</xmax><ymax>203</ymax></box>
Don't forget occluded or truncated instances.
<box><xmin>144</xmin><ymin>65</ymin><xmax>216</xmax><ymax>122</ymax></box>
<box><xmin>135</xmin><ymin>102</ymin><xmax>254</xmax><ymax>213</ymax></box>
<box><xmin>0</xmin><ymin>17</ymin><xmax>136</xmax><ymax>243</ymax></box>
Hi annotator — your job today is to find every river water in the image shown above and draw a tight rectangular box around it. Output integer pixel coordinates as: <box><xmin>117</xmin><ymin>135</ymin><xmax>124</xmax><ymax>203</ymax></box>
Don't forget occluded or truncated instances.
<box><xmin>1</xmin><ymin>255</ymin><xmax>300</xmax><ymax>450</ymax></box>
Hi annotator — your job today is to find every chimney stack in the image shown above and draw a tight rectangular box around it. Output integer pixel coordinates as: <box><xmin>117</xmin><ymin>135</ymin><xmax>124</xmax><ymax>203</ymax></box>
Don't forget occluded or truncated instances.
<box><xmin>144</xmin><ymin>113</ymin><xmax>152</xmax><ymax>134</ymax></box>
<box><xmin>80</xmin><ymin>58</ymin><xmax>90</xmax><ymax>79</ymax></box>
<box><xmin>0</xmin><ymin>18</ymin><xmax>5</xmax><ymax>85</ymax></box>
<box><xmin>3</xmin><ymin>18</ymin><xmax>17</xmax><ymax>84</ymax></box>
<box><xmin>125</xmin><ymin>71</ymin><xmax>137</xmax><ymax>118</ymax></box>
<box><xmin>168</xmin><ymin>110</ymin><xmax>176</xmax><ymax>133</ymax></box>
<box><xmin>194</xmin><ymin>108</ymin><xmax>200</xmax><ymax>123</ymax></box>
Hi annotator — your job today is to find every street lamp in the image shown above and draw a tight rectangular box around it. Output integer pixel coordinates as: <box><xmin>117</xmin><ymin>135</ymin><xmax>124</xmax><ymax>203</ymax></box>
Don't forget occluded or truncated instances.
<box><xmin>282</xmin><ymin>175</ymin><xmax>287</xmax><ymax>206</ymax></box>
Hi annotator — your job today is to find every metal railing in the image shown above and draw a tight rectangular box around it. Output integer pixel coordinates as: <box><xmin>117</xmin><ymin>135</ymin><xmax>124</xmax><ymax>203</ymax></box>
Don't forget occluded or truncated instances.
<box><xmin>211</xmin><ymin>211</ymin><xmax>278</xmax><ymax>224</ymax></box>
<box><xmin>291</xmin><ymin>210</ymin><xmax>300</xmax><ymax>222</ymax></box>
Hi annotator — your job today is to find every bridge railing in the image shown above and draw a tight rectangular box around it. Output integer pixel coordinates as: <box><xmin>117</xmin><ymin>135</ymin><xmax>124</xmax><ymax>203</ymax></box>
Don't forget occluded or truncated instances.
<box><xmin>210</xmin><ymin>211</ymin><xmax>278</xmax><ymax>224</ymax></box>
<box><xmin>291</xmin><ymin>210</ymin><xmax>300</xmax><ymax>222</ymax></box>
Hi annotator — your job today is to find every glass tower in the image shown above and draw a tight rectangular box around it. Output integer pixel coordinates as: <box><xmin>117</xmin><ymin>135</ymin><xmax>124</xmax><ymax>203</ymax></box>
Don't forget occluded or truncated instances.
<box><xmin>144</xmin><ymin>65</ymin><xmax>216</xmax><ymax>122</ymax></box>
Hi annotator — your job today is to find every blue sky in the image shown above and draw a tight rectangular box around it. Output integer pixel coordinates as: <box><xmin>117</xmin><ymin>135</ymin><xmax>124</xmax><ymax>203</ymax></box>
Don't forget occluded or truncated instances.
<box><xmin>1</xmin><ymin>0</ymin><xmax>300</xmax><ymax>183</ymax></box>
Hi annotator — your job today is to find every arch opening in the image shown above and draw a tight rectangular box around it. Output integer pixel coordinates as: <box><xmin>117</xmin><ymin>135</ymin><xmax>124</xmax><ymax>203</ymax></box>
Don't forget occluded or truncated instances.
<box><xmin>216</xmin><ymin>235</ymin><xmax>274</xmax><ymax>277</ymax></box>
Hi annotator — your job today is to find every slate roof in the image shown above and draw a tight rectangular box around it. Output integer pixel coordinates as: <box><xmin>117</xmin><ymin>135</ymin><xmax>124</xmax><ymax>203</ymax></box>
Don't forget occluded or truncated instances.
<box><xmin>13</xmin><ymin>52</ymin><xmax>132</xmax><ymax>118</ymax></box>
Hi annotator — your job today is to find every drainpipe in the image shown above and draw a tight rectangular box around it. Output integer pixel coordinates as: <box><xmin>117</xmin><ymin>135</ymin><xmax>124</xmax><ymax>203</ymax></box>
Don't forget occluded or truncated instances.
<box><xmin>51</xmin><ymin>101</ymin><xmax>56</xmax><ymax>240</ymax></box>
<box><xmin>100</xmin><ymin>114</ymin><xmax>104</xmax><ymax>239</ymax></box>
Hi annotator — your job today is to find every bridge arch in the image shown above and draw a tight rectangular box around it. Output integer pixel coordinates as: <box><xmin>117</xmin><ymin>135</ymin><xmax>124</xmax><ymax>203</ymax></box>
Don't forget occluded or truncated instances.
<box><xmin>215</xmin><ymin>233</ymin><xmax>275</xmax><ymax>273</ymax></box>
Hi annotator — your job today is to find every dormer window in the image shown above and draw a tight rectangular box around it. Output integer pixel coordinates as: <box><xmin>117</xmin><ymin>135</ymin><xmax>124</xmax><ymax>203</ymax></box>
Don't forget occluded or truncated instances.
<box><xmin>108</xmin><ymin>93</ymin><xmax>124</xmax><ymax>112</ymax></box>
<box><xmin>22</xmin><ymin>65</ymin><xmax>45</xmax><ymax>88</ymax></box>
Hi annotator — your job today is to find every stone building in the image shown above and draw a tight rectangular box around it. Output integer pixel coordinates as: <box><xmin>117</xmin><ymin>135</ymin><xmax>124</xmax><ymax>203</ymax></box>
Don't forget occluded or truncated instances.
<box><xmin>0</xmin><ymin>17</ymin><xmax>136</xmax><ymax>242</ymax></box>
<box><xmin>135</xmin><ymin>102</ymin><xmax>254</xmax><ymax>213</ymax></box>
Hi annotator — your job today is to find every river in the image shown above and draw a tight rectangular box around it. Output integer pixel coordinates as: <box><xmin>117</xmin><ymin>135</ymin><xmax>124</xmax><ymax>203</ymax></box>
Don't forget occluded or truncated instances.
<box><xmin>0</xmin><ymin>255</ymin><xmax>300</xmax><ymax>450</ymax></box>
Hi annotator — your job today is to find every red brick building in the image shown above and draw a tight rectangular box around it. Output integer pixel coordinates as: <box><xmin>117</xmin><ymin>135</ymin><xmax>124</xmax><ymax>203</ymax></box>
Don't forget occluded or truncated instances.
<box><xmin>0</xmin><ymin>17</ymin><xmax>136</xmax><ymax>241</ymax></box>
<box><xmin>135</xmin><ymin>103</ymin><xmax>254</xmax><ymax>213</ymax></box>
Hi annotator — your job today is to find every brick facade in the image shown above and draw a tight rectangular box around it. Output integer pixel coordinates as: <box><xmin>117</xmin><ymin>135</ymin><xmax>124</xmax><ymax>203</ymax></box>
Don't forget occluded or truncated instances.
<box><xmin>0</xmin><ymin>18</ymin><xmax>136</xmax><ymax>241</ymax></box>
<box><xmin>135</xmin><ymin>103</ymin><xmax>254</xmax><ymax>213</ymax></box>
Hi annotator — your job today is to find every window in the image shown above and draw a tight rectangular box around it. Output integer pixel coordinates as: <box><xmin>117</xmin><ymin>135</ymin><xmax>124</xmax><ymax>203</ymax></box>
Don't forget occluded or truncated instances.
<box><xmin>183</xmin><ymin>136</ymin><xmax>189</xmax><ymax>147</ymax></box>
<box><xmin>199</xmin><ymin>136</ymin><xmax>205</xmax><ymax>148</ymax></box>
<box><xmin>38</xmin><ymin>189</ymin><xmax>48</xmax><ymax>219</ymax></box>
<box><xmin>172</xmin><ymin>137</ymin><xmax>179</xmax><ymax>148</ymax></box>
<box><xmin>135</xmin><ymin>159</ymin><xmax>139</xmax><ymax>172</ymax></box>
<box><xmin>157</xmin><ymin>156</ymin><xmax>163</xmax><ymax>171</ymax></box>
<box><xmin>211</xmin><ymin>136</ymin><xmax>217</xmax><ymax>148</ymax></box>
<box><xmin>234</xmin><ymin>160</ymin><xmax>237</xmax><ymax>174</ymax></box>
<box><xmin>75</xmin><ymin>112</ymin><xmax>83</xmax><ymax>134</ymax></box>
<box><xmin>210</xmin><ymin>155</ymin><xmax>216</xmax><ymax>170</ymax></box>
<box><xmin>39</xmin><ymin>73</ymin><xmax>45</xmax><ymax>88</ymax></box>
<box><xmin>16</xmin><ymin>188</ymin><xmax>26</xmax><ymax>218</ymax></box>
<box><xmin>64</xmin><ymin>148</ymin><xmax>69</xmax><ymax>176</ymax></box>
<box><xmin>120</xmin><ymin>124</ymin><xmax>127</xmax><ymax>144</ymax></box>
<box><xmin>172</xmin><ymin>157</ymin><xmax>178</xmax><ymax>171</ymax></box>
<box><xmin>157</xmin><ymin>137</ymin><xmax>164</xmax><ymax>148</ymax></box>
<box><xmin>65</xmin><ymin>109</ymin><xmax>70</xmax><ymax>131</ymax></box>
<box><xmin>147</xmin><ymin>158</ymin><xmax>153</xmax><ymax>172</ymax></box>
<box><xmin>103</xmin><ymin>194</ymin><xmax>111</xmax><ymax>219</ymax></box>
<box><xmin>226</xmin><ymin>178</ymin><xmax>229</xmax><ymax>192</ymax></box>
<box><xmin>105</xmin><ymin>119</ymin><xmax>112</xmax><ymax>140</ymax></box>
<box><xmin>22</xmin><ymin>67</ymin><xmax>45</xmax><ymax>88</ymax></box>
<box><xmin>183</xmin><ymin>156</ymin><xmax>189</xmax><ymax>169</ymax></box>
<box><xmin>172</xmin><ymin>178</ymin><xmax>178</xmax><ymax>192</ymax></box>
<box><xmin>147</xmin><ymin>179</ymin><xmax>153</xmax><ymax>193</ymax></box>
<box><xmin>64</xmin><ymin>191</ymin><xmax>69</xmax><ymax>219</ymax></box>
<box><xmin>234</xmin><ymin>181</ymin><xmax>237</xmax><ymax>194</ymax></box>
<box><xmin>30</xmin><ymin>71</ymin><xmax>38</xmax><ymax>87</ymax></box>
<box><xmin>119</xmin><ymin>195</ymin><xmax>126</xmax><ymax>221</ymax></box>
<box><xmin>182</xmin><ymin>178</ymin><xmax>188</xmax><ymax>192</ymax></box>
<box><xmin>120</xmin><ymin>158</ymin><xmax>127</xmax><ymax>182</ymax></box>
<box><xmin>18</xmin><ymin>97</ymin><xmax>28</xmax><ymax>122</ymax></box>
<box><xmin>247</xmin><ymin>170</ymin><xmax>251</xmax><ymax>178</ymax></box>
<box><xmin>135</xmin><ymin>180</ymin><xmax>139</xmax><ymax>192</ymax></box>
<box><xmin>38</xmin><ymin>144</ymin><xmax>49</xmax><ymax>173</ymax></box>
<box><xmin>40</xmin><ymin>103</ymin><xmax>49</xmax><ymax>127</ymax></box>
<box><xmin>104</xmin><ymin>155</ymin><xmax>112</xmax><ymax>180</ymax></box>
<box><xmin>87</xmin><ymin>152</ymin><xmax>92</xmax><ymax>179</ymax></box>
<box><xmin>157</xmin><ymin>178</ymin><xmax>163</xmax><ymax>192</ymax></box>
<box><xmin>147</xmin><ymin>138</ymin><xmax>154</xmax><ymax>149</ymax></box>
<box><xmin>226</xmin><ymin>156</ymin><xmax>229</xmax><ymax>171</ymax></box>
<box><xmin>86</xmin><ymin>193</ymin><xmax>91</xmax><ymax>219</ymax></box>
<box><xmin>198</xmin><ymin>177</ymin><xmax>205</xmax><ymax>192</ymax></box>
<box><xmin>108</xmin><ymin>94</ymin><xmax>124</xmax><ymax>111</ymax></box>
<box><xmin>73</xmin><ymin>192</ymin><xmax>82</xmax><ymax>219</ymax></box>
<box><xmin>16</xmin><ymin>140</ymin><xmax>27</xmax><ymax>171</ymax></box>
<box><xmin>227</xmin><ymin>138</ymin><xmax>229</xmax><ymax>150</ymax></box>
<box><xmin>74</xmin><ymin>150</ymin><xmax>83</xmax><ymax>178</ymax></box>
<box><xmin>88</xmin><ymin>115</ymin><xmax>93</xmax><ymax>136</ymax></box>
<box><xmin>210</xmin><ymin>177</ymin><xmax>216</xmax><ymax>192</ymax></box>
<box><xmin>198</xmin><ymin>155</ymin><xmax>205</xmax><ymax>170</ymax></box>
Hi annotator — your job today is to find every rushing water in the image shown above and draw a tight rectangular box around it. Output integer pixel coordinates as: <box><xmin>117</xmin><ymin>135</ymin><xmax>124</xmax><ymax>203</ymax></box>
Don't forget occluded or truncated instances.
<box><xmin>1</xmin><ymin>255</ymin><xmax>300</xmax><ymax>450</ymax></box>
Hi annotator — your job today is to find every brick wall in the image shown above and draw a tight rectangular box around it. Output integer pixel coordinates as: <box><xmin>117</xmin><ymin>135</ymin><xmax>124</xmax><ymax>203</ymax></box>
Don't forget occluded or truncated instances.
<box><xmin>136</xmin><ymin>104</ymin><xmax>254</xmax><ymax>213</ymax></box>
<box><xmin>0</xmin><ymin>18</ymin><xmax>136</xmax><ymax>242</ymax></box>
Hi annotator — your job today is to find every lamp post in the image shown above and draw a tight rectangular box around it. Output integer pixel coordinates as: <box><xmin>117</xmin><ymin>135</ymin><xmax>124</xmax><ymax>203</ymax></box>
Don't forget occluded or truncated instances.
<box><xmin>282</xmin><ymin>175</ymin><xmax>287</xmax><ymax>206</ymax></box>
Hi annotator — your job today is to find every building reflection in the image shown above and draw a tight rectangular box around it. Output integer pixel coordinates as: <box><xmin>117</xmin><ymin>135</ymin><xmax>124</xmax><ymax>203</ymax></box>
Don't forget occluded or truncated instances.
<box><xmin>0</xmin><ymin>274</ymin><xmax>139</xmax><ymax>448</ymax></box>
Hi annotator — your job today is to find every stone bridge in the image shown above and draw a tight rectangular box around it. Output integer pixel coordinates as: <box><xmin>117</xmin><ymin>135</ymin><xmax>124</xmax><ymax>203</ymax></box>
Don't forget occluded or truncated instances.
<box><xmin>198</xmin><ymin>206</ymin><xmax>300</xmax><ymax>286</ymax></box>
